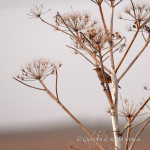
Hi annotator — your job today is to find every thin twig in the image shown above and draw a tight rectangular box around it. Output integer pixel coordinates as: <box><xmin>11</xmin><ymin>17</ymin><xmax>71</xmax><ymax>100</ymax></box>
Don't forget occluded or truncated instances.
<box><xmin>104</xmin><ymin>0</ymin><xmax>111</xmax><ymax>7</ymax></box>
<box><xmin>115</xmin><ymin>28</ymin><xmax>139</xmax><ymax>72</ymax></box>
<box><xmin>38</xmin><ymin>79</ymin><xmax>105</xmax><ymax>150</ymax></box>
<box><xmin>13</xmin><ymin>77</ymin><xmax>45</xmax><ymax>91</ymax></box>
<box><xmin>66</xmin><ymin>45</ymin><xmax>95</xmax><ymax>66</ymax></box>
<box><xmin>114</xmin><ymin>0</ymin><xmax>123</xmax><ymax>7</ymax></box>
<box><xmin>141</xmin><ymin>31</ymin><xmax>146</xmax><ymax>42</ymax></box>
<box><xmin>140</xmin><ymin>18</ymin><xmax>150</xmax><ymax>29</ymax></box>
<box><xmin>103</xmin><ymin>49</ymin><xmax>119</xmax><ymax>62</ymax></box>
<box><xmin>91</xmin><ymin>0</ymin><xmax>97</xmax><ymax>5</ymax></box>
<box><xmin>130</xmin><ymin>0</ymin><xmax>138</xmax><ymax>27</ymax></box>
<box><xmin>130</xmin><ymin>116</ymin><xmax>150</xmax><ymax>130</ymax></box>
<box><xmin>98</xmin><ymin>5</ymin><xmax>109</xmax><ymax>40</ymax></box>
<box><xmin>120</xmin><ymin>96</ymin><xmax>150</xmax><ymax>135</ymax></box>
<box><xmin>39</xmin><ymin>17</ymin><xmax>72</xmax><ymax>36</ymax></box>
<box><xmin>55</xmin><ymin>70</ymin><xmax>59</xmax><ymax>99</ymax></box>
<box><xmin>80</xmin><ymin>32</ymin><xmax>98</xmax><ymax>52</ymax></box>
<box><xmin>57</xmin><ymin>12</ymin><xmax>76</xmax><ymax>37</ymax></box>
<box><xmin>118</xmin><ymin>32</ymin><xmax>150</xmax><ymax>81</ymax></box>
<box><xmin>102</xmin><ymin>37</ymin><xmax>124</xmax><ymax>58</ymax></box>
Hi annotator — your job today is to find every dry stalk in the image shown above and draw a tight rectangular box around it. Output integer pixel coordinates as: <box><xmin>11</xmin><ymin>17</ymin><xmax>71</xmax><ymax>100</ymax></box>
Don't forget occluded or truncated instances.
<box><xmin>118</xmin><ymin>32</ymin><xmax>150</xmax><ymax>81</ymax></box>
<box><xmin>14</xmin><ymin>58</ymin><xmax>104</xmax><ymax>150</ymax></box>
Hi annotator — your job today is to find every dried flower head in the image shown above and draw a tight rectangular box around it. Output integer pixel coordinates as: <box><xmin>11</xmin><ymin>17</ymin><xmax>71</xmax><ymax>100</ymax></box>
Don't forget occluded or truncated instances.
<box><xmin>55</xmin><ymin>11</ymin><xmax>97</xmax><ymax>33</ymax></box>
<box><xmin>119</xmin><ymin>98</ymin><xmax>143</xmax><ymax>120</ymax></box>
<box><xmin>28</xmin><ymin>5</ymin><xmax>50</xmax><ymax>18</ymax></box>
<box><xmin>16</xmin><ymin>58</ymin><xmax>62</xmax><ymax>81</ymax></box>
<box><xmin>120</xmin><ymin>3</ymin><xmax>150</xmax><ymax>29</ymax></box>
<box><xmin>72</xmin><ymin>27</ymin><xmax>107</xmax><ymax>52</ymax></box>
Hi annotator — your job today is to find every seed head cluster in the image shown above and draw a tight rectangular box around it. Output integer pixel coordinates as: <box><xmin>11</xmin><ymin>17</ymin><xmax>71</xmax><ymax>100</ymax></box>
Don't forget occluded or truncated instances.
<box><xmin>55</xmin><ymin>11</ymin><xmax>97</xmax><ymax>32</ymax></box>
<box><xmin>73</xmin><ymin>27</ymin><xmax>122</xmax><ymax>53</ymax></box>
<box><xmin>119</xmin><ymin>3</ymin><xmax>150</xmax><ymax>30</ymax></box>
<box><xmin>119</xmin><ymin>99</ymin><xmax>140</xmax><ymax>119</ymax></box>
<box><xmin>28</xmin><ymin>5</ymin><xmax>50</xmax><ymax>18</ymax></box>
<box><xmin>79</xmin><ymin>27</ymin><xmax>107</xmax><ymax>50</ymax></box>
<box><xmin>16</xmin><ymin>58</ymin><xmax>62</xmax><ymax>81</ymax></box>
<box><xmin>124</xmin><ymin>4</ymin><xmax>150</xmax><ymax>21</ymax></box>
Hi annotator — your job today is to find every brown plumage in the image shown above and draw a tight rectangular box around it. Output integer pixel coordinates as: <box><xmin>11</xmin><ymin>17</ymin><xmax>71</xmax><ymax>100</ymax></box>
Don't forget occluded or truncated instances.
<box><xmin>94</xmin><ymin>67</ymin><xmax>111</xmax><ymax>83</ymax></box>
<box><xmin>94</xmin><ymin>67</ymin><xmax>121</xmax><ymax>88</ymax></box>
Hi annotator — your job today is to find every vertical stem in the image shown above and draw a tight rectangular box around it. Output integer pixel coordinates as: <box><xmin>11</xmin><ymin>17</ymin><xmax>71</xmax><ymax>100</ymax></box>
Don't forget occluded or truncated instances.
<box><xmin>98</xmin><ymin>3</ymin><xmax>122</xmax><ymax>149</ymax></box>
<box><xmin>109</xmin><ymin>3</ymin><xmax>122</xmax><ymax>150</ymax></box>
<box><xmin>125</xmin><ymin>128</ymin><xmax>131</xmax><ymax>150</ymax></box>
<box><xmin>125</xmin><ymin>118</ymin><xmax>131</xmax><ymax>150</ymax></box>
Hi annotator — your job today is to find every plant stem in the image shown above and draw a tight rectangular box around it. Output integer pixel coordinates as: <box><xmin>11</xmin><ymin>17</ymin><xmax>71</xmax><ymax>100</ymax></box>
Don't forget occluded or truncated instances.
<box><xmin>118</xmin><ymin>32</ymin><xmax>150</xmax><ymax>81</ymax></box>
<box><xmin>109</xmin><ymin>2</ymin><xmax>122</xmax><ymax>150</ymax></box>
<box><xmin>125</xmin><ymin>118</ymin><xmax>131</xmax><ymax>150</ymax></box>
<box><xmin>128</xmin><ymin>118</ymin><xmax>150</xmax><ymax>150</ymax></box>
<box><xmin>115</xmin><ymin>29</ymin><xmax>139</xmax><ymax>73</ymax></box>
<box><xmin>39</xmin><ymin>79</ymin><xmax>105</xmax><ymax>150</ymax></box>
<box><xmin>98</xmin><ymin>3</ymin><xmax>122</xmax><ymax>149</ymax></box>
<box><xmin>120</xmin><ymin>96</ymin><xmax>150</xmax><ymax>135</ymax></box>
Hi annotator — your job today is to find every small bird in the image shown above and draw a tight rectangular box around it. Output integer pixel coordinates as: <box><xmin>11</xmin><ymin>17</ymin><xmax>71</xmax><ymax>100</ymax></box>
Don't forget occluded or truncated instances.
<box><xmin>94</xmin><ymin>67</ymin><xmax>121</xmax><ymax>88</ymax></box>
<box><xmin>94</xmin><ymin>67</ymin><xmax>111</xmax><ymax>83</ymax></box>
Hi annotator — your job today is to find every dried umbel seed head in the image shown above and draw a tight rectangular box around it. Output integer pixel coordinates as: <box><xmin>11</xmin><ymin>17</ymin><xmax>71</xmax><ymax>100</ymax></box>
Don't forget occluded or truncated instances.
<box><xmin>28</xmin><ymin>5</ymin><xmax>50</xmax><ymax>18</ymax></box>
<box><xmin>73</xmin><ymin>27</ymin><xmax>107</xmax><ymax>51</ymax></box>
<box><xmin>120</xmin><ymin>3</ymin><xmax>150</xmax><ymax>29</ymax></box>
<box><xmin>55</xmin><ymin>11</ymin><xmax>97</xmax><ymax>32</ymax></box>
<box><xmin>17</xmin><ymin>58</ymin><xmax>62</xmax><ymax>81</ymax></box>
<box><xmin>119</xmin><ymin>99</ymin><xmax>142</xmax><ymax>120</ymax></box>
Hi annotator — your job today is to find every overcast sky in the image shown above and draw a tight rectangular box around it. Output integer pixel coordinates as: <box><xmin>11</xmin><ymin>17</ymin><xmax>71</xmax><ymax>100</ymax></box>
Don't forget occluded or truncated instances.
<box><xmin>0</xmin><ymin>0</ymin><xmax>150</xmax><ymax>132</ymax></box>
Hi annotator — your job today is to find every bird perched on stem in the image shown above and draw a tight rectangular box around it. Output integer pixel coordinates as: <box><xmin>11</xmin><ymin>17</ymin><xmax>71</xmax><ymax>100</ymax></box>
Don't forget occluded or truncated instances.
<box><xmin>94</xmin><ymin>67</ymin><xmax>121</xmax><ymax>88</ymax></box>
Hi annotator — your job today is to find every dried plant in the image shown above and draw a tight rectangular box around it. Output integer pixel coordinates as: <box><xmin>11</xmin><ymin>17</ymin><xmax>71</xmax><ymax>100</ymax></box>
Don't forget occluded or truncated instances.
<box><xmin>14</xmin><ymin>1</ymin><xmax>150</xmax><ymax>150</ymax></box>
<box><xmin>119</xmin><ymin>2</ymin><xmax>150</xmax><ymax>30</ymax></box>
<box><xmin>16</xmin><ymin>58</ymin><xmax>61</xmax><ymax>81</ymax></box>
<box><xmin>28</xmin><ymin>5</ymin><xmax>50</xmax><ymax>18</ymax></box>
<box><xmin>118</xmin><ymin>98</ymin><xmax>147</xmax><ymax>121</ymax></box>
<box><xmin>55</xmin><ymin>11</ymin><xmax>97</xmax><ymax>33</ymax></box>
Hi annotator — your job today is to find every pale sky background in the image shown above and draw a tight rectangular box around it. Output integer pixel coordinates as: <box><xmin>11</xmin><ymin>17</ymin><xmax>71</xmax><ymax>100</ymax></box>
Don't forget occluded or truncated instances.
<box><xmin>0</xmin><ymin>0</ymin><xmax>150</xmax><ymax>132</ymax></box>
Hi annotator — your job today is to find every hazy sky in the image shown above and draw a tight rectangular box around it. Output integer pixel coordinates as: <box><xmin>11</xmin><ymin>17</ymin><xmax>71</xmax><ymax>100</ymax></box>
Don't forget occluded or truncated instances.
<box><xmin>0</xmin><ymin>0</ymin><xmax>150</xmax><ymax>132</ymax></box>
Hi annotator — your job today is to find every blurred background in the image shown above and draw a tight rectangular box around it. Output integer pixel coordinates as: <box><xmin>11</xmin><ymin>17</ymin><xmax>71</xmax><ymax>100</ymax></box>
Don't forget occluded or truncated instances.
<box><xmin>0</xmin><ymin>0</ymin><xmax>150</xmax><ymax>149</ymax></box>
